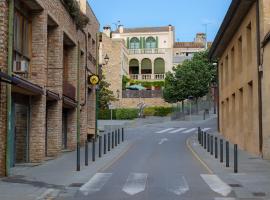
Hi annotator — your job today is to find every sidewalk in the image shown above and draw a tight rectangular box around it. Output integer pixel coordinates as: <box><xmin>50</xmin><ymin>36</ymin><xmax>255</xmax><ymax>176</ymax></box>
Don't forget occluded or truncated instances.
<box><xmin>0</xmin><ymin>138</ymin><xmax>132</xmax><ymax>200</ymax></box>
<box><xmin>188</xmin><ymin>132</ymin><xmax>270</xmax><ymax>199</ymax></box>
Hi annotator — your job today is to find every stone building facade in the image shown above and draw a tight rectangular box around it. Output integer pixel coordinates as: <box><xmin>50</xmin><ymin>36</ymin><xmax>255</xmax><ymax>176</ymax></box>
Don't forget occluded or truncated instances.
<box><xmin>209</xmin><ymin>0</ymin><xmax>270</xmax><ymax>159</ymax></box>
<box><xmin>0</xmin><ymin>0</ymin><xmax>99</xmax><ymax>176</ymax></box>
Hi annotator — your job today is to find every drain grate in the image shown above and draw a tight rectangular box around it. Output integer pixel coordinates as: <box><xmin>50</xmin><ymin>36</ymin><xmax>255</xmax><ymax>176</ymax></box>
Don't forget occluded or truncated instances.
<box><xmin>252</xmin><ymin>192</ymin><xmax>266</xmax><ymax>197</ymax></box>
<box><xmin>229</xmin><ymin>183</ymin><xmax>242</xmax><ymax>188</ymax></box>
<box><xmin>69</xmin><ymin>183</ymin><xmax>83</xmax><ymax>187</ymax></box>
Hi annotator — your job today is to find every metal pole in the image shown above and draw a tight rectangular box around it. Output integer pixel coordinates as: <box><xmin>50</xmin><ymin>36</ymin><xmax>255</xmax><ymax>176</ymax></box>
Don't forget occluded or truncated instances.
<box><xmin>210</xmin><ymin>136</ymin><xmax>213</xmax><ymax>155</ymax></box>
<box><xmin>85</xmin><ymin>140</ymin><xmax>88</xmax><ymax>166</ymax></box>
<box><xmin>104</xmin><ymin>134</ymin><xmax>106</xmax><ymax>154</ymax></box>
<box><xmin>234</xmin><ymin>144</ymin><xmax>238</xmax><ymax>173</ymax></box>
<box><xmin>207</xmin><ymin>134</ymin><xmax>210</xmax><ymax>152</ymax></box>
<box><xmin>204</xmin><ymin>132</ymin><xmax>207</xmax><ymax>149</ymax></box>
<box><xmin>112</xmin><ymin>132</ymin><xmax>114</xmax><ymax>149</ymax></box>
<box><xmin>99</xmin><ymin>136</ymin><xmax>102</xmax><ymax>158</ymax></box>
<box><xmin>76</xmin><ymin>43</ymin><xmax>81</xmax><ymax>171</ymax></box>
<box><xmin>190</xmin><ymin>101</ymin><xmax>192</xmax><ymax>121</ymax></box>
<box><xmin>220</xmin><ymin>139</ymin><xmax>223</xmax><ymax>163</ymax></box>
<box><xmin>108</xmin><ymin>133</ymin><xmax>111</xmax><ymax>151</ymax></box>
<box><xmin>226</xmin><ymin>141</ymin><xmax>229</xmax><ymax>167</ymax></box>
<box><xmin>92</xmin><ymin>139</ymin><xmax>95</xmax><ymax>162</ymax></box>
<box><xmin>198</xmin><ymin>127</ymin><xmax>201</xmax><ymax>143</ymax></box>
<box><xmin>115</xmin><ymin>130</ymin><xmax>117</xmax><ymax>147</ymax></box>
<box><xmin>118</xmin><ymin>129</ymin><xmax>120</xmax><ymax>144</ymax></box>
<box><xmin>122</xmin><ymin>128</ymin><xmax>124</xmax><ymax>142</ymax></box>
<box><xmin>215</xmin><ymin>137</ymin><xmax>218</xmax><ymax>159</ymax></box>
<box><xmin>201</xmin><ymin>132</ymin><xmax>203</xmax><ymax>146</ymax></box>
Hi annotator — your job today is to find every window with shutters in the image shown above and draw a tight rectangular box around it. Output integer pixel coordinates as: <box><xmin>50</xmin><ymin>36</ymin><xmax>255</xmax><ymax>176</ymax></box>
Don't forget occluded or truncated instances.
<box><xmin>145</xmin><ymin>37</ymin><xmax>156</xmax><ymax>49</ymax></box>
<box><xmin>130</xmin><ymin>37</ymin><xmax>140</xmax><ymax>49</ymax></box>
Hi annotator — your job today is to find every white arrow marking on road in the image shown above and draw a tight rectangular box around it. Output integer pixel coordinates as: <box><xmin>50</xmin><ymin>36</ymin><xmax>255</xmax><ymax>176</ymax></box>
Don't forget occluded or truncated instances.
<box><xmin>201</xmin><ymin>174</ymin><xmax>232</xmax><ymax>197</ymax></box>
<box><xmin>202</xmin><ymin>128</ymin><xmax>211</xmax><ymax>132</ymax></box>
<box><xmin>158</xmin><ymin>138</ymin><xmax>168</xmax><ymax>145</ymax></box>
<box><xmin>168</xmin><ymin>175</ymin><xmax>189</xmax><ymax>195</ymax></box>
<box><xmin>79</xmin><ymin>173</ymin><xmax>112</xmax><ymax>195</ymax></box>
<box><xmin>122</xmin><ymin>173</ymin><xmax>148</xmax><ymax>196</ymax></box>
<box><xmin>182</xmin><ymin>128</ymin><xmax>197</xmax><ymax>134</ymax></box>
<box><xmin>155</xmin><ymin>128</ymin><xmax>174</xmax><ymax>134</ymax></box>
<box><xmin>169</xmin><ymin>128</ymin><xmax>187</xmax><ymax>133</ymax></box>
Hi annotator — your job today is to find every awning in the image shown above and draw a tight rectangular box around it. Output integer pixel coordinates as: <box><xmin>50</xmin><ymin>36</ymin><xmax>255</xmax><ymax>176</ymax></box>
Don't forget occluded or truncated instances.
<box><xmin>46</xmin><ymin>90</ymin><xmax>61</xmax><ymax>101</ymax></box>
<box><xmin>63</xmin><ymin>95</ymin><xmax>77</xmax><ymax>109</ymax></box>
<box><xmin>12</xmin><ymin>75</ymin><xmax>44</xmax><ymax>96</ymax></box>
<box><xmin>0</xmin><ymin>71</ymin><xmax>12</xmax><ymax>84</ymax></box>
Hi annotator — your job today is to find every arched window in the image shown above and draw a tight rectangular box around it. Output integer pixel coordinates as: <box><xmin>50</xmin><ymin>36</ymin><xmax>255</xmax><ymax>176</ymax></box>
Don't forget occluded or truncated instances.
<box><xmin>141</xmin><ymin>58</ymin><xmax>152</xmax><ymax>74</ymax></box>
<box><xmin>146</xmin><ymin>37</ymin><xmax>156</xmax><ymax>49</ymax></box>
<box><xmin>130</xmin><ymin>37</ymin><xmax>140</xmax><ymax>49</ymax></box>
<box><xmin>154</xmin><ymin>58</ymin><xmax>165</xmax><ymax>74</ymax></box>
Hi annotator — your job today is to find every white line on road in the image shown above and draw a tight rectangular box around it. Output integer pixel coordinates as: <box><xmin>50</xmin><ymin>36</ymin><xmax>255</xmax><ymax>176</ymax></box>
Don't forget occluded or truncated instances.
<box><xmin>201</xmin><ymin>174</ymin><xmax>232</xmax><ymax>197</ymax></box>
<box><xmin>214</xmin><ymin>198</ymin><xmax>236</xmax><ymax>200</ymax></box>
<box><xmin>155</xmin><ymin>128</ymin><xmax>175</xmax><ymax>134</ymax></box>
<box><xmin>168</xmin><ymin>175</ymin><xmax>189</xmax><ymax>195</ymax></box>
<box><xmin>169</xmin><ymin>128</ymin><xmax>187</xmax><ymax>133</ymax></box>
<box><xmin>79</xmin><ymin>173</ymin><xmax>112</xmax><ymax>195</ymax></box>
<box><xmin>122</xmin><ymin>173</ymin><xmax>148</xmax><ymax>196</ymax></box>
<box><xmin>158</xmin><ymin>138</ymin><xmax>168</xmax><ymax>145</ymax></box>
<box><xmin>182</xmin><ymin>128</ymin><xmax>197</xmax><ymax>134</ymax></box>
<box><xmin>202</xmin><ymin>128</ymin><xmax>211</xmax><ymax>132</ymax></box>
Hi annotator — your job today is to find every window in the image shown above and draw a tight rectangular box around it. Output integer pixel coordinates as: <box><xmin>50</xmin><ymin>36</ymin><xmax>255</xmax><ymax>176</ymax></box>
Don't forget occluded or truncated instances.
<box><xmin>238</xmin><ymin>36</ymin><xmax>243</xmax><ymax>73</ymax></box>
<box><xmin>145</xmin><ymin>37</ymin><xmax>156</xmax><ymax>49</ymax></box>
<box><xmin>92</xmin><ymin>39</ymin><xmax>96</xmax><ymax>49</ymax></box>
<box><xmin>130</xmin><ymin>37</ymin><xmax>140</xmax><ymax>49</ymax></box>
<box><xmin>13</xmin><ymin>10</ymin><xmax>31</xmax><ymax>73</ymax></box>
<box><xmin>231</xmin><ymin>47</ymin><xmax>235</xmax><ymax>81</ymax></box>
<box><xmin>246</xmin><ymin>22</ymin><xmax>252</xmax><ymax>64</ymax></box>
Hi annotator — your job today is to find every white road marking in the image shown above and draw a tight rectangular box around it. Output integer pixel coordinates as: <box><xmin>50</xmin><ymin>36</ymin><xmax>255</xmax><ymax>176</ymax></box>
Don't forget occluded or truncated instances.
<box><xmin>168</xmin><ymin>175</ymin><xmax>189</xmax><ymax>195</ymax></box>
<box><xmin>155</xmin><ymin>128</ymin><xmax>175</xmax><ymax>133</ymax></box>
<box><xmin>122</xmin><ymin>173</ymin><xmax>148</xmax><ymax>195</ymax></box>
<box><xmin>182</xmin><ymin>128</ymin><xmax>197</xmax><ymax>134</ymax></box>
<box><xmin>79</xmin><ymin>173</ymin><xmax>112</xmax><ymax>195</ymax></box>
<box><xmin>202</xmin><ymin>128</ymin><xmax>211</xmax><ymax>132</ymax></box>
<box><xmin>214</xmin><ymin>198</ymin><xmax>236</xmax><ymax>200</ymax></box>
<box><xmin>158</xmin><ymin>138</ymin><xmax>168</xmax><ymax>145</ymax></box>
<box><xmin>201</xmin><ymin>174</ymin><xmax>232</xmax><ymax>197</ymax></box>
<box><xmin>169</xmin><ymin>128</ymin><xmax>187</xmax><ymax>133</ymax></box>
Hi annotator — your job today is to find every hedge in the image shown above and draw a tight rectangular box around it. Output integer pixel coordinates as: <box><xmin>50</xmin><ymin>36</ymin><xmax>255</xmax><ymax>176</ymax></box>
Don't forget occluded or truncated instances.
<box><xmin>99</xmin><ymin>108</ymin><xmax>138</xmax><ymax>120</ymax></box>
<box><xmin>144</xmin><ymin>106</ymin><xmax>173</xmax><ymax>117</ymax></box>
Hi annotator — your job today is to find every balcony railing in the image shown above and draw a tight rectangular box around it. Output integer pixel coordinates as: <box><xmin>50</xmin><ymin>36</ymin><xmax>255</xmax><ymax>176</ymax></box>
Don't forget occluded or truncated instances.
<box><xmin>128</xmin><ymin>48</ymin><xmax>166</xmax><ymax>55</ymax></box>
<box><xmin>122</xmin><ymin>90</ymin><xmax>163</xmax><ymax>98</ymax></box>
<box><xmin>63</xmin><ymin>81</ymin><xmax>76</xmax><ymax>100</ymax></box>
<box><xmin>129</xmin><ymin>74</ymin><xmax>165</xmax><ymax>80</ymax></box>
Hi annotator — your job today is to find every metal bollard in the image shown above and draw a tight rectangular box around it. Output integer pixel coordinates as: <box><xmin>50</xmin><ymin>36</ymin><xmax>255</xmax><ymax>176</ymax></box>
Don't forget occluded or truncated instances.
<box><xmin>108</xmin><ymin>133</ymin><xmax>111</xmax><ymax>152</ymax></box>
<box><xmin>198</xmin><ymin>127</ymin><xmax>201</xmax><ymax>143</ymax></box>
<box><xmin>201</xmin><ymin>132</ymin><xmax>204</xmax><ymax>146</ymax></box>
<box><xmin>104</xmin><ymin>134</ymin><xmax>107</xmax><ymax>155</ymax></box>
<box><xmin>112</xmin><ymin>132</ymin><xmax>114</xmax><ymax>149</ymax></box>
<box><xmin>210</xmin><ymin>136</ymin><xmax>213</xmax><ymax>155</ymax></box>
<box><xmin>204</xmin><ymin>132</ymin><xmax>207</xmax><ymax>149</ymax></box>
<box><xmin>99</xmin><ymin>136</ymin><xmax>102</xmax><ymax>158</ymax></box>
<box><xmin>226</xmin><ymin>141</ymin><xmax>229</xmax><ymax>167</ymax></box>
<box><xmin>115</xmin><ymin>130</ymin><xmax>117</xmax><ymax>147</ymax></box>
<box><xmin>207</xmin><ymin>134</ymin><xmax>210</xmax><ymax>152</ymax></box>
<box><xmin>215</xmin><ymin>137</ymin><xmax>218</xmax><ymax>159</ymax></box>
<box><xmin>234</xmin><ymin>144</ymin><xmax>238</xmax><ymax>173</ymax></box>
<box><xmin>85</xmin><ymin>140</ymin><xmax>88</xmax><ymax>166</ymax></box>
<box><xmin>77</xmin><ymin>142</ymin><xmax>80</xmax><ymax>171</ymax></box>
<box><xmin>122</xmin><ymin>128</ymin><xmax>124</xmax><ymax>142</ymax></box>
<box><xmin>118</xmin><ymin>129</ymin><xmax>120</xmax><ymax>144</ymax></box>
<box><xmin>92</xmin><ymin>138</ymin><xmax>95</xmax><ymax>162</ymax></box>
<box><xmin>220</xmin><ymin>139</ymin><xmax>223</xmax><ymax>163</ymax></box>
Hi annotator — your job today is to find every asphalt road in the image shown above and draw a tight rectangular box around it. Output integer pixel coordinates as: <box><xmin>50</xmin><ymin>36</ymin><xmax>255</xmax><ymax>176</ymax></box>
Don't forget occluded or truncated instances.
<box><xmin>65</xmin><ymin>118</ymin><xmax>236</xmax><ymax>200</ymax></box>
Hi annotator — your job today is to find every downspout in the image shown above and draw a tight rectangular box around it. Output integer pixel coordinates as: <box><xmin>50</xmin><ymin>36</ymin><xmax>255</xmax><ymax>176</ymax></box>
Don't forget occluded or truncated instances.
<box><xmin>95</xmin><ymin>33</ymin><xmax>100</xmax><ymax>139</ymax></box>
<box><xmin>216</xmin><ymin>61</ymin><xmax>220</xmax><ymax>132</ymax></box>
<box><xmin>76</xmin><ymin>42</ymin><xmax>81</xmax><ymax>171</ymax></box>
<box><xmin>6</xmin><ymin>0</ymin><xmax>14</xmax><ymax>176</ymax></box>
<box><xmin>256</xmin><ymin>0</ymin><xmax>263</xmax><ymax>154</ymax></box>
<box><xmin>80</xmin><ymin>29</ymin><xmax>88</xmax><ymax>107</ymax></box>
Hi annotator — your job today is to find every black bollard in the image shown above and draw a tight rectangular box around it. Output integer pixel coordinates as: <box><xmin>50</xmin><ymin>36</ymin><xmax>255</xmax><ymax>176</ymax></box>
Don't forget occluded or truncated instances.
<box><xmin>226</xmin><ymin>141</ymin><xmax>229</xmax><ymax>167</ymax></box>
<box><xmin>204</xmin><ymin>132</ymin><xmax>207</xmax><ymax>149</ymax></box>
<box><xmin>104</xmin><ymin>134</ymin><xmax>107</xmax><ymax>155</ymax></box>
<box><xmin>220</xmin><ymin>139</ymin><xmax>223</xmax><ymax>163</ymax></box>
<box><xmin>115</xmin><ymin>130</ymin><xmax>117</xmax><ymax>147</ymax></box>
<box><xmin>77</xmin><ymin>142</ymin><xmax>80</xmax><ymax>171</ymax></box>
<box><xmin>201</xmin><ymin>132</ymin><xmax>204</xmax><ymax>146</ymax></box>
<box><xmin>85</xmin><ymin>140</ymin><xmax>88</xmax><ymax>166</ymax></box>
<box><xmin>118</xmin><ymin>129</ymin><xmax>120</xmax><ymax>144</ymax></box>
<box><xmin>207</xmin><ymin>134</ymin><xmax>210</xmax><ymax>152</ymax></box>
<box><xmin>215</xmin><ymin>137</ymin><xmax>218</xmax><ymax>159</ymax></box>
<box><xmin>99</xmin><ymin>136</ymin><xmax>102</xmax><ymax>158</ymax></box>
<box><xmin>92</xmin><ymin>139</ymin><xmax>95</xmax><ymax>162</ymax></box>
<box><xmin>234</xmin><ymin>144</ymin><xmax>238</xmax><ymax>173</ymax></box>
<box><xmin>210</xmin><ymin>136</ymin><xmax>213</xmax><ymax>155</ymax></box>
<box><xmin>112</xmin><ymin>132</ymin><xmax>114</xmax><ymax>149</ymax></box>
<box><xmin>198</xmin><ymin>127</ymin><xmax>201</xmax><ymax>143</ymax></box>
<box><xmin>108</xmin><ymin>133</ymin><xmax>111</xmax><ymax>152</ymax></box>
<box><xmin>122</xmin><ymin>128</ymin><xmax>124</xmax><ymax>142</ymax></box>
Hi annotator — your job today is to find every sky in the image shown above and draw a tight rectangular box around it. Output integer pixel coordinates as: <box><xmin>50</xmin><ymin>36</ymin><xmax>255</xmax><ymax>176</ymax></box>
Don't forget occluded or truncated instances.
<box><xmin>89</xmin><ymin>0</ymin><xmax>232</xmax><ymax>42</ymax></box>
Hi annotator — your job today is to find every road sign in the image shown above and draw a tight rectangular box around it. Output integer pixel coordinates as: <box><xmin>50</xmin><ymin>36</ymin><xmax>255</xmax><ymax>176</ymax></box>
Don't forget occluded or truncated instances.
<box><xmin>88</xmin><ymin>74</ymin><xmax>100</xmax><ymax>85</ymax></box>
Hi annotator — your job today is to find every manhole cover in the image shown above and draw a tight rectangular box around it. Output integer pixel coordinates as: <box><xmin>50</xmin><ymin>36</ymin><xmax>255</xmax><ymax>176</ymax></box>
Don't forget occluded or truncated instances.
<box><xmin>69</xmin><ymin>183</ymin><xmax>83</xmax><ymax>187</ymax></box>
<box><xmin>229</xmin><ymin>183</ymin><xmax>242</xmax><ymax>187</ymax></box>
<box><xmin>252</xmin><ymin>192</ymin><xmax>266</xmax><ymax>197</ymax></box>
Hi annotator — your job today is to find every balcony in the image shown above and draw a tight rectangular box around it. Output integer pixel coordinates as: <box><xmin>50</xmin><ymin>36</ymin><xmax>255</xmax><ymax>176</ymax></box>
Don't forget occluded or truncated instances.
<box><xmin>128</xmin><ymin>48</ymin><xmax>166</xmax><ymax>55</ymax></box>
<box><xmin>122</xmin><ymin>90</ymin><xmax>163</xmax><ymax>98</ymax></box>
<box><xmin>129</xmin><ymin>74</ymin><xmax>165</xmax><ymax>80</ymax></box>
<box><xmin>63</xmin><ymin>81</ymin><xmax>76</xmax><ymax>100</ymax></box>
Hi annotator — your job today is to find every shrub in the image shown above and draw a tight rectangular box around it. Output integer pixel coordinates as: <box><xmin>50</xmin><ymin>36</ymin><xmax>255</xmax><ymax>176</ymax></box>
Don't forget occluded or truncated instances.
<box><xmin>143</xmin><ymin>107</ymin><xmax>156</xmax><ymax>116</ymax></box>
<box><xmin>115</xmin><ymin>108</ymin><xmax>138</xmax><ymax>120</ymax></box>
<box><xmin>143</xmin><ymin>106</ymin><xmax>173</xmax><ymax>117</ymax></box>
<box><xmin>99</xmin><ymin>109</ymin><xmax>116</xmax><ymax>120</ymax></box>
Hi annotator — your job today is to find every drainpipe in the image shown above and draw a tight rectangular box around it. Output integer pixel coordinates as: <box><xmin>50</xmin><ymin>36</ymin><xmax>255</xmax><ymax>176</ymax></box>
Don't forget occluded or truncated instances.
<box><xmin>80</xmin><ymin>29</ymin><xmax>88</xmax><ymax>107</ymax></box>
<box><xmin>256</xmin><ymin>0</ymin><xmax>263</xmax><ymax>155</ymax></box>
<box><xmin>6</xmin><ymin>0</ymin><xmax>14</xmax><ymax>176</ymax></box>
<box><xmin>76</xmin><ymin>42</ymin><xmax>81</xmax><ymax>171</ymax></box>
<box><xmin>95</xmin><ymin>33</ymin><xmax>101</xmax><ymax>139</ymax></box>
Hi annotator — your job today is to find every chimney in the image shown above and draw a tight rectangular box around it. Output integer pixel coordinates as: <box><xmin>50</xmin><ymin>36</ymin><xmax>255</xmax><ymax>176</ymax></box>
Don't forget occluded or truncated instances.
<box><xmin>168</xmin><ymin>24</ymin><xmax>172</xmax><ymax>31</ymax></box>
<box><xmin>195</xmin><ymin>33</ymin><xmax>206</xmax><ymax>44</ymax></box>
<box><xmin>118</xmin><ymin>25</ymin><xmax>124</xmax><ymax>33</ymax></box>
<box><xmin>103</xmin><ymin>26</ymin><xmax>111</xmax><ymax>38</ymax></box>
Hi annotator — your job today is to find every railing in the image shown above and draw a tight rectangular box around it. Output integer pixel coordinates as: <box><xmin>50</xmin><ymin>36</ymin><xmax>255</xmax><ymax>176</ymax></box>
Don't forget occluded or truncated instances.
<box><xmin>128</xmin><ymin>48</ymin><xmax>166</xmax><ymax>55</ymax></box>
<box><xmin>63</xmin><ymin>81</ymin><xmax>76</xmax><ymax>100</ymax></box>
<box><xmin>129</xmin><ymin>74</ymin><xmax>165</xmax><ymax>80</ymax></box>
<box><xmin>122</xmin><ymin>90</ymin><xmax>163</xmax><ymax>98</ymax></box>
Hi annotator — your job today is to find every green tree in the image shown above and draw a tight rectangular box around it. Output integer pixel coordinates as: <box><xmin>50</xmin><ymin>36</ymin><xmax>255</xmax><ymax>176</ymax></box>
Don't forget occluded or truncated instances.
<box><xmin>98</xmin><ymin>75</ymin><xmax>117</xmax><ymax>110</ymax></box>
<box><xmin>163</xmin><ymin>51</ymin><xmax>216</xmax><ymax>113</ymax></box>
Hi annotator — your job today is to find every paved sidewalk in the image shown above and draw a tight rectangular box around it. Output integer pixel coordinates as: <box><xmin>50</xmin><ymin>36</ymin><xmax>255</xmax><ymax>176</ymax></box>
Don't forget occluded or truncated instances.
<box><xmin>188</xmin><ymin>132</ymin><xmax>270</xmax><ymax>199</ymax></box>
<box><xmin>0</xmin><ymin>139</ymin><xmax>132</xmax><ymax>200</ymax></box>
